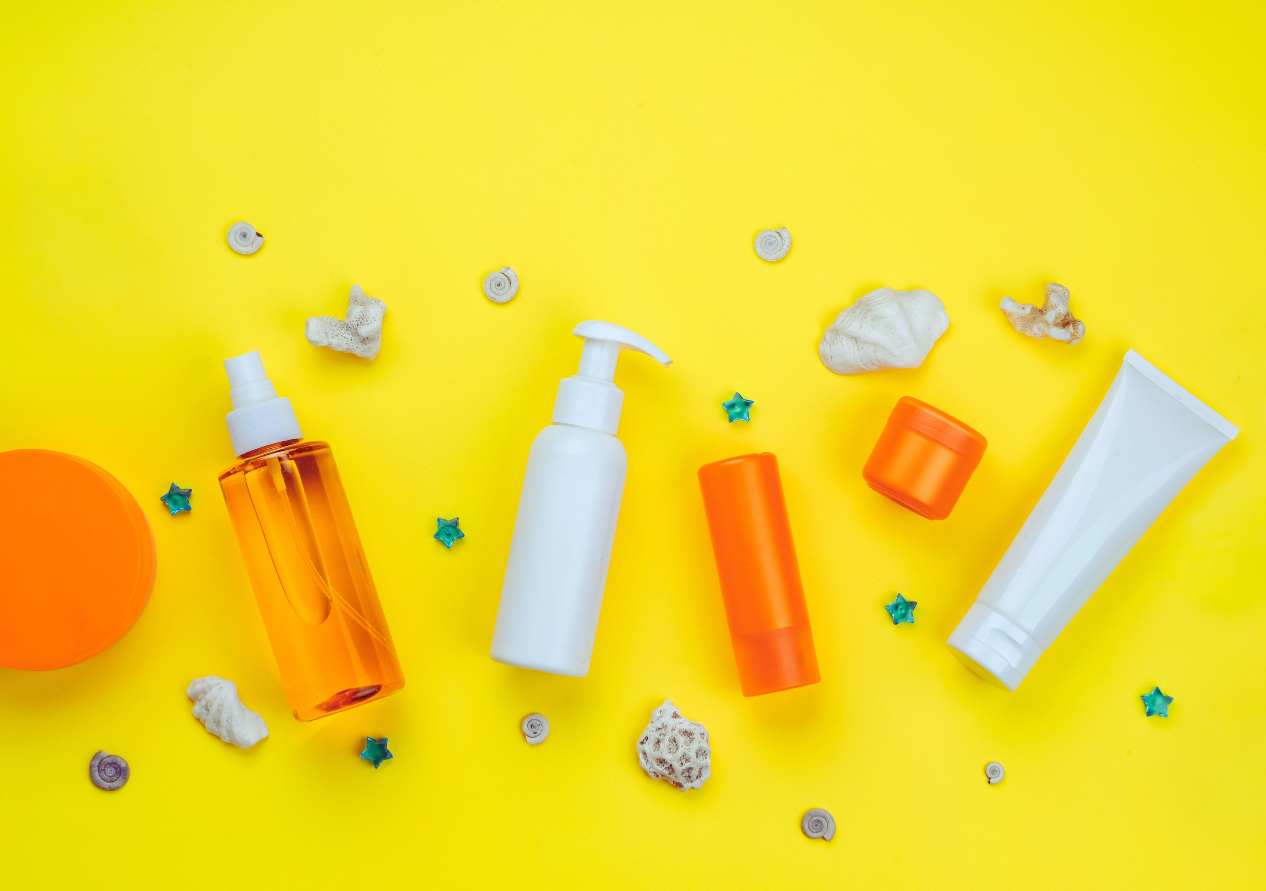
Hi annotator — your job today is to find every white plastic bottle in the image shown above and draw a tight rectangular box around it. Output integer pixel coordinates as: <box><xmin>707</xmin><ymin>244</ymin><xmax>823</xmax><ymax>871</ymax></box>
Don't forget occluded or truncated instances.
<box><xmin>491</xmin><ymin>321</ymin><xmax>672</xmax><ymax>676</ymax></box>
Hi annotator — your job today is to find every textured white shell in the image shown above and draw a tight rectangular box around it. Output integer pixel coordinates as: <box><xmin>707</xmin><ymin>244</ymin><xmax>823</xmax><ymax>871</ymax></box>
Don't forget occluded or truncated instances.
<box><xmin>985</xmin><ymin>761</ymin><xmax>1005</xmax><ymax>784</ymax></box>
<box><xmin>636</xmin><ymin>700</ymin><xmax>711</xmax><ymax>791</ymax></box>
<box><xmin>305</xmin><ymin>284</ymin><xmax>388</xmax><ymax>360</ymax></box>
<box><xmin>187</xmin><ymin>676</ymin><xmax>269</xmax><ymax>748</ymax></box>
<box><xmin>227</xmin><ymin>222</ymin><xmax>263</xmax><ymax>255</ymax></box>
<box><xmin>801</xmin><ymin>808</ymin><xmax>836</xmax><ymax>840</ymax></box>
<box><xmin>483</xmin><ymin>267</ymin><xmax>519</xmax><ymax>303</ymax></box>
<box><xmin>754</xmin><ymin>227</ymin><xmax>791</xmax><ymax>262</ymax></box>
<box><xmin>819</xmin><ymin>286</ymin><xmax>950</xmax><ymax>374</ymax></box>
<box><xmin>999</xmin><ymin>283</ymin><xmax>1085</xmax><ymax>345</ymax></box>
<box><xmin>521</xmin><ymin>713</ymin><xmax>550</xmax><ymax>745</ymax></box>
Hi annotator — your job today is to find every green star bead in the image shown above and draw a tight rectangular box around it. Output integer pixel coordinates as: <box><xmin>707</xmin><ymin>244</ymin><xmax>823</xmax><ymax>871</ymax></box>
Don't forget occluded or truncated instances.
<box><xmin>884</xmin><ymin>593</ymin><xmax>917</xmax><ymax>625</ymax></box>
<box><xmin>722</xmin><ymin>392</ymin><xmax>754</xmax><ymax>423</ymax></box>
<box><xmin>434</xmin><ymin>517</ymin><xmax>465</xmax><ymax>548</ymax></box>
<box><xmin>360</xmin><ymin>737</ymin><xmax>393</xmax><ymax>768</ymax></box>
<box><xmin>1141</xmin><ymin>686</ymin><xmax>1173</xmax><ymax>718</ymax></box>
<box><xmin>160</xmin><ymin>483</ymin><xmax>192</xmax><ymax>515</ymax></box>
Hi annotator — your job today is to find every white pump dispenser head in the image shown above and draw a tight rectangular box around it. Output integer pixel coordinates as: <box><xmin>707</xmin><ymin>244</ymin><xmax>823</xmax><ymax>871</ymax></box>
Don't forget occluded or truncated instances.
<box><xmin>551</xmin><ymin>321</ymin><xmax>672</xmax><ymax>435</ymax></box>
<box><xmin>223</xmin><ymin>350</ymin><xmax>303</xmax><ymax>457</ymax></box>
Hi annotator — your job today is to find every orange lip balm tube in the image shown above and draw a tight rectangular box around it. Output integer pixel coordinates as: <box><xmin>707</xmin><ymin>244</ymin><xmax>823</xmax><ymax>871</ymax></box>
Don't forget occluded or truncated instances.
<box><xmin>862</xmin><ymin>397</ymin><xmax>987</xmax><ymax>520</ymax></box>
<box><xmin>697</xmin><ymin>452</ymin><xmax>820</xmax><ymax>696</ymax></box>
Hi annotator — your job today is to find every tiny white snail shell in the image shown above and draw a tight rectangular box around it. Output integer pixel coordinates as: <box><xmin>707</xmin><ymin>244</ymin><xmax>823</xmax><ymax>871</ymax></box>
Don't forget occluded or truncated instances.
<box><xmin>985</xmin><ymin>761</ymin><xmax>1005</xmax><ymax>784</ymax></box>
<box><xmin>754</xmin><ymin>227</ymin><xmax>791</xmax><ymax>262</ymax></box>
<box><xmin>483</xmin><ymin>267</ymin><xmax>519</xmax><ymax>303</ymax></box>
<box><xmin>227</xmin><ymin>222</ymin><xmax>264</xmax><ymax>255</ymax></box>
<box><xmin>521</xmin><ymin>713</ymin><xmax>549</xmax><ymax>745</ymax></box>
<box><xmin>801</xmin><ymin>808</ymin><xmax>835</xmax><ymax>841</ymax></box>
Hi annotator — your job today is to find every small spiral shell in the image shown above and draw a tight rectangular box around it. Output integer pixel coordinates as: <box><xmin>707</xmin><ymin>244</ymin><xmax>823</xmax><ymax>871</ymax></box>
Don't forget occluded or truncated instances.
<box><xmin>89</xmin><ymin>750</ymin><xmax>130</xmax><ymax>791</ymax></box>
<box><xmin>227</xmin><ymin>222</ymin><xmax>264</xmax><ymax>255</ymax></box>
<box><xmin>483</xmin><ymin>267</ymin><xmax>519</xmax><ymax>303</ymax></box>
<box><xmin>985</xmin><ymin>761</ymin><xmax>1005</xmax><ymax>784</ymax></box>
<box><xmin>801</xmin><ymin>808</ymin><xmax>835</xmax><ymax>841</ymax></box>
<box><xmin>521</xmin><ymin>713</ymin><xmax>550</xmax><ymax>745</ymax></box>
<box><xmin>754</xmin><ymin>227</ymin><xmax>791</xmax><ymax>262</ymax></box>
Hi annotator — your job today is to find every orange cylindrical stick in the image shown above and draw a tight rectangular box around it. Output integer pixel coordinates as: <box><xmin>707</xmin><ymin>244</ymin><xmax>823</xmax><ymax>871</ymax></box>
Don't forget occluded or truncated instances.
<box><xmin>697</xmin><ymin>452</ymin><xmax>820</xmax><ymax>696</ymax></box>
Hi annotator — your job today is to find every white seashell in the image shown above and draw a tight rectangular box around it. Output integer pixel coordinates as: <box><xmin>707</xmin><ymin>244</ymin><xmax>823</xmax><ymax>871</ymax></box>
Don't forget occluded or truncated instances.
<box><xmin>483</xmin><ymin>267</ymin><xmax>519</xmax><ymax>303</ymax></box>
<box><xmin>801</xmin><ymin>808</ymin><xmax>836</xmax><ymax>841</ymax></box>
<box><xmin>818</xmin><ymin>286</ymin><xmax>950</xmax><ymax>374</ymax></box>
<box><xmin>305</xmin><ymin>284</ymin><xmax>388</xmax><ymax>360</ymax></box>
<box><xmin>999</xmin><ymin>283</ymin><xmax>1085</xmax><ymax>345</ymax></box>
<box><xmin>985</xmin><ymin>761</ymin><xmax>1005</xmax><ymax>784</ymax></box>
<box><xmin>754</xmin><ymin>227</ymin><xmax>791</xmax><ymax>262</ymax></box>
<box><xmin>521</xmin><ymin>713</ymin><xmax>550</xmax><ymax>745</ymax></box>
<box><xmin>227</xmin><ymin>222</ymin><xmax>264</xmax><ymax>255</ymax></box>
<box><xmin>636</xmin><ymin>700</ymin><xmax>711</xmax><ymax>791</ymax></box>
<box><xmin>186</xmin><ymin>676</ymin><xmax>269</xmax><ymax>748</ymax></box>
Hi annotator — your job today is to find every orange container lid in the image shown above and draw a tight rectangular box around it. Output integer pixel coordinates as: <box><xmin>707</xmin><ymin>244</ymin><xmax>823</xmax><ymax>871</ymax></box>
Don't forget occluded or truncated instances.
<box><xmin>889</xmin><ymin>397</ymin><xmax>987</xmax><ymax>462</ymax></box>
<box><xmin>0</xmin><ymin>450</ymin><xmax>156</xmax><ymax>670</ymax></box>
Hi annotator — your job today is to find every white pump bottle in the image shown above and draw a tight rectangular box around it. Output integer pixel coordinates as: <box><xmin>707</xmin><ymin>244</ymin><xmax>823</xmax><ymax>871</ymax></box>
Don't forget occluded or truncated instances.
<box><xmin>491</xmin><ymin>321</ymin><xmax>672</xmax><ymax>676</ymax></box>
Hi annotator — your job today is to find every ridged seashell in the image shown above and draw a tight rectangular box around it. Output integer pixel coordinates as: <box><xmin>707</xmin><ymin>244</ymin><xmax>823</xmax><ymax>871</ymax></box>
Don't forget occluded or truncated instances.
<box><xmin>985</xmin><ymin>761</ymin><xmax>1005</xmax><ymax>784</ymax></box>
<box><xmin>483</xmin><ymin>267</ymin><xmax>519</xmax><ymax>303</ymax></box>
<box><xmin>305</xmin><ymin>284</ymin><xmax>388</xmax><ymax>360</ymax></box>
<box><xmin>636</xmin><ymin>700</ymin><xmax>711</xmax><ymax>791</ymax></box>
<box><xmin>88</xmin><ymin>751</ymin><xmax>130</xmax><ymax>791</ymax></box>
<box><xmin>754</xmin><ymin>227</ymin><xmax>791</xmax><ymax>262</ymax></box>
<box><xmin>819</xmin><ymin>286</ymin><xmax>950</xmax><ymax>374</ymax></box>
<box><xmin>521</xmin><ymin>713</ymin><xmax>550</xmax><ymax>745</ymax></box>
<box><xmin>801</xmin><ymin>808</ymin><xmax>835</xmax><ymax>841</ymax></box>
<box><xmin>227</xmin><ymin>222</ymin><xmax>264</xmax><ymax>255</ymax></box>
<box><xmin>186</xmin><ymin>676</ymin><xmax>269</xmax><ymax>748</ymax></box>
<box><xmin>999</xmin><ymin>283</ymin><xmax>1086</xmax><ymax>345</ymax></box>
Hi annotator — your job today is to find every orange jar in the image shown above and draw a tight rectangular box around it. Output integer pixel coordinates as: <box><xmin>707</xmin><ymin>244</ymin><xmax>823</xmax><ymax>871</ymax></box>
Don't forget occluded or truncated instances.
<box><xmin>862</xmin><ymin>397</ymin><xmax>987</xmax><ymax>520</ymax></box>
<box><xmin>697</xmin><ymin>453</ymin><xmax>820</xmax><ymax>696</ymax></box>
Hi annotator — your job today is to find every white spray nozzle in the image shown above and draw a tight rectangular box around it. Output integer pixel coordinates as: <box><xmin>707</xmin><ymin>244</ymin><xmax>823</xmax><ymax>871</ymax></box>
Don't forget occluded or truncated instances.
<box><xmin>222</xmin><ymin>350</ymin><xmax>303</xmax><ymax>456</ymax></box>
<box><xmin>573</xmin><ymin>321</ymin><xmax>673</xmax><ymax>382</ymax></box>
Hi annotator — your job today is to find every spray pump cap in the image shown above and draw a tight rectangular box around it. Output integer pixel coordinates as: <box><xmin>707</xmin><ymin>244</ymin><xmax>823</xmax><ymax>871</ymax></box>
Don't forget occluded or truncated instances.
<box><xmin>223</xmin><ymin>351</ymin><xmax>303</xmax><ymax>457</ymax></box>
<box><xmin>551</xmin><ymin>321</ymin><xmax>672</xmax><ymax>435</ymax></box>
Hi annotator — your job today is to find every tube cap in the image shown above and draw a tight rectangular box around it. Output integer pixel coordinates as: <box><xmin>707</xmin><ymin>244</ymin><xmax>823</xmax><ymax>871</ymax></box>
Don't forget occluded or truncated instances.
<box><xmin>947</xmin><ymin>603</ymin><xmax>1044</xmax><ymax>691</ymax></box>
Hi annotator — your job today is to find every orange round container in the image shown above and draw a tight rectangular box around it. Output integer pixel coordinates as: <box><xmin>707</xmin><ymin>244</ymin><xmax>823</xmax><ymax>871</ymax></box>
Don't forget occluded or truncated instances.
<box><xmin>0</xmin><ymin>450</ymin><xmax>155</xmax><ymax>670</ymax></box>
<box><xmin>862</xmin><ymin>397</ymin><xmax>987</xmax><ymax>520</ymax></box>
<box><xmin>697</xmin><ymin>452</ymin><xmax>820</xmax><ymax>697</ymax></box>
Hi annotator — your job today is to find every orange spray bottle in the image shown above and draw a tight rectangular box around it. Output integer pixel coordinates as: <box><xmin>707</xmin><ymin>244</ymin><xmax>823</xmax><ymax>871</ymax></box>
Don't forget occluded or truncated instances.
<box><xmin>217</xmin><ymin>351</ymin><xmax>403</xmax><ymax>720</ymax></box>
<box><xmin>697</xmin><ymin>452</ymin><xmax>820</xmax><ymax>696</ymax></box>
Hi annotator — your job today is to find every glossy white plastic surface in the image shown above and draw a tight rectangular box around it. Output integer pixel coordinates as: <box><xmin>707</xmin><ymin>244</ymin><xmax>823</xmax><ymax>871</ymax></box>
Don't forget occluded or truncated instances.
<box><xmin>948</xmin><ymin>350</ymin><xmax>1238</xmax><ymax>690</ymax></box>
<box><xmin>491</xmin><ymin>424</ymin><xmax>627</xmax><ymax>675</ymax></box>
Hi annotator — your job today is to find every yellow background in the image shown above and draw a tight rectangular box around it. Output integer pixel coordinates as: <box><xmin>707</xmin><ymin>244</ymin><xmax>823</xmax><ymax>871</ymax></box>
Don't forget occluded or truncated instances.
<box><xmin>2</xmin><ymin>2</ymin><xmax>1262</xmax><ymax>887</ymax></box>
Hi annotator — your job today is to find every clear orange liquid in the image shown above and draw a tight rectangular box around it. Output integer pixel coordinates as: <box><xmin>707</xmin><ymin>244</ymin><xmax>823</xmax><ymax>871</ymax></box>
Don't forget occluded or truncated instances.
<box><xmin>219</xmin><ymin>440</ymin><xmax>404</xmax><ymax>720</ymax></box>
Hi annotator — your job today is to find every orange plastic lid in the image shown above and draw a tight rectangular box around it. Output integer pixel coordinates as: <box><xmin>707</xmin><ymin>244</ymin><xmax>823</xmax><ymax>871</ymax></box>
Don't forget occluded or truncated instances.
<box><xmin>0</xmin><ymin>450</ymin><xmax>155</xmax><ymax>670</ymax></box>
<box><xmin>890</xmin><ymin>397</ymin><xmax>987</xmax><ymax>462</ymax></box>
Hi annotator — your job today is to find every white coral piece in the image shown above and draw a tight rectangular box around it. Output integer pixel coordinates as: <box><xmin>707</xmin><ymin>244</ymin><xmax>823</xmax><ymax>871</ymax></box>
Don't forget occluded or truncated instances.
<box><xmin>1000</xmin><ymin>283</ymin><xmax>1085</xmax><ymax>344</ymax></box>
<box><xmin>636</xmin><ymin>700</ymin><xmax>711</xmax><ymax>791</ymax></box>
<box><xmin>819</xmin><ymin>287</ymin><xmax>950</xmax><ymax>374</ymax></box>
<box><xmin>186</xmin><ymin>676</ymin><xmax>269</xmax><ymax>748</ymax></box>
<box><xmin>305</xmin><ymin>284</ymin><xmax>387</xmax><ymax>360</ymax></box>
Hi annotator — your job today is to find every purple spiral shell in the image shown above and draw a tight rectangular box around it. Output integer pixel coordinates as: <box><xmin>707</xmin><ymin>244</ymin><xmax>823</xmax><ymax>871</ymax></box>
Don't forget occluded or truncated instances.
<box><xmin>89</xmin><ymin>751</ymin><xmax>130</xmax><ymax>791</ymax></box>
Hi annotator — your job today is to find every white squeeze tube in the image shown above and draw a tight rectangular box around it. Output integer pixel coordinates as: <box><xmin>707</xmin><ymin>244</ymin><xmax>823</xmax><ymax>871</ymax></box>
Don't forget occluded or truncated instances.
<box><xmin>491</xmin><ymin>321</ymin><xmax>672</xmax><ymax>677</ymax></box>
<box><xmin>948</xmin><ymin>350</ymin><xmax>1239</xmax><ymax>691</ymax></box>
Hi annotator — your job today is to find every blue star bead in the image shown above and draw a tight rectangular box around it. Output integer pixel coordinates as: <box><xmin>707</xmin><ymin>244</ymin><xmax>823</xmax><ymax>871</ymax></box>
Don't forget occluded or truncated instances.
<box><xmin>160</xmin><ymin>483</ymin><xmax>192</xmax><ymax>515</ymax></box>
<box><xmin>434</xmin><ymin>517</ymin><xmax>465</xmax><ymax>548</ymax></box>
<box><xmin>722</xmin><ymin>392</ymin><xmax>754</xmax><ymax>423</ymax></box>
<box><xmin>884</xmin><ymin>593</ymin><xmax>917</xmax><ymax>625</ymax></box>
<box><xmin>1141</xmin><ymin>686</ymin><xmax>1173</xmax><ymax>718</ymax></box>
<box><xmin>360</xmin><ymin>737</ymin><xmax>393</xmax><ymax>768</ymax></box>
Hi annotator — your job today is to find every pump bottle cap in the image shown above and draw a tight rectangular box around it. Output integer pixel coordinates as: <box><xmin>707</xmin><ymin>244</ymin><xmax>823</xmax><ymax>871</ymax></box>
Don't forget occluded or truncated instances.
<box><xmin>223</xmin><ymin>351</ymin><xmax>303</xmax><ymax>456</ymax></box>
<box><xmin>551</xmin><ymin>321</ymin><xmax>672</xmax><ymax>435</ymax></box>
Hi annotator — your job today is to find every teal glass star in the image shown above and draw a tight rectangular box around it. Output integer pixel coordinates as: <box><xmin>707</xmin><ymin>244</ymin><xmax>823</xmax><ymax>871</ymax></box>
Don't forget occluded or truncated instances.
<box><xmin>1141</xmin><ymin>686</ymin><xmax>1173</xmax><ymax>717</ymax></box>
<box><xmin>723</xmin><ymin>392</ymin><xmax>754</xmax><ymax>423</ymax></box>
<box><xmin>884</xmin><ymin>593</ymin><xmax>917</xmax><ymax>625</ymax></box>
<box><xmin>360</xmin><ymin>737</ymin><xmax>393</xmax><ymax>768</ymax></box>
<box><xmin>434</xmin><ymin>517</ymin><xmax>465</xmax><ymax>548</ymax></box>
<box><xmin>160</xmin><ymin>483</ymin><xmax>192</xmax><ymax>515</ymax></box>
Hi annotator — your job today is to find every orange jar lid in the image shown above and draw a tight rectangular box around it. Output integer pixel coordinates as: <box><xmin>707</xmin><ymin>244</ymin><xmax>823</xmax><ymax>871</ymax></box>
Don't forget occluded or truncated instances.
<box><xmin>889</xmin><ymin>397</ymin><xmax>987</xmax><ymax>462</ymax></box>
<box><xmin>0</xmin><ymin>450</ymin><xmax>155</xmax><ymax>670</ymax></box>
